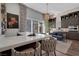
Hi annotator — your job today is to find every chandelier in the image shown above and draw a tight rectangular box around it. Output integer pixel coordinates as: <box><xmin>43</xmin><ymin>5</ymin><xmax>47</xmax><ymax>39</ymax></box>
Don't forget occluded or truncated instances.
<box><xmin>44</xmin><ymin>3</ymin><xmax>49</xmax><ymax>20</ymax></box>
<box><xmin>46</xmin><ymin>3</ymin><xmax>49</xmax><ymax>14</ymax></box>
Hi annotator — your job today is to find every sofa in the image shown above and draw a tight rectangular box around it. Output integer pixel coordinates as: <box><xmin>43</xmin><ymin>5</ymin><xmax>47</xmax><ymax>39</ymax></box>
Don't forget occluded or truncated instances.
<box><xmin>49</xmin><ymin>32</ymin><xmax>64</xmax><ymax>41</ymax></box>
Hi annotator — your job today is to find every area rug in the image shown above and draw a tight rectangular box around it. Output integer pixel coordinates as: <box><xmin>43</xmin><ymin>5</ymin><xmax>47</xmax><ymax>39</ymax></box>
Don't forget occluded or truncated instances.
<box><xmin>56</xmin><ymin>40</ymin><xmax>72</xmax><ymax>54</ymax></box>
<box><xmin>42</xmin><ymin>40</ymin><xmax>72</xmax><ymax>56</ymax></box>
<box><xmin>66</xmin><ymin>40</ymin><xmax>79</xmax><ymax>56</ymax></box>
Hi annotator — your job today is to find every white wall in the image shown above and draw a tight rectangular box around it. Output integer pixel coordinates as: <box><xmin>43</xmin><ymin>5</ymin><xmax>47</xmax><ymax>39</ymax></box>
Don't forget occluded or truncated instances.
<box><xmin>27</xmin><ymin>7</ymin><xmax>43</xmax><ymax>20</ymax></box>
<box><xmin>5</xmin><ymin>3</ymin><xmax>20</xmax><ymax>36</ymax></box>
<box><xmin>60</xmin><ymin>7</ymin><xmax>79</xmax><ymax>16</ymax></box>
<box><xmin>6</xmin><ymin>3</ymin><xmax>20</xmax><ymax>15</ymax></box>
<box><xmin>56</xmin><ymin>15</ymin><xmax>61</xmax><ymax>29</ymax></box>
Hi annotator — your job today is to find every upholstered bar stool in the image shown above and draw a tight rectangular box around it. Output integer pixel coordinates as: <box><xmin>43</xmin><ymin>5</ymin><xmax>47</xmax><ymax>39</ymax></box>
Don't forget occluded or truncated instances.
<box><xmin>12</xmin><ymin>48</ymin><xmax>35</xmax><ymax>56</ymax></box>
<box><xmin>41</xmin><ymin>36</ymin><xmax>56</xmax><ymax>56</ymax></box>
<box><xmin>34</xmin><ymin>42</ymin><xmax>41</xmax><ymax>56</ymax></box>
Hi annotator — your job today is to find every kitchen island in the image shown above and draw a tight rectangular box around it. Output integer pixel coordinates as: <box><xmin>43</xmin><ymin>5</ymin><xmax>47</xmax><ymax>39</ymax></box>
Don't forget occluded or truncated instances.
<box><xmin>66</xmin><ymin>31</ymin><xmax>79</xmax><ymax>40</ymax></box>
<box><xmin>0</xmin><ymin>34</ymin><xmax>46</xmax><ymax>55</ymax></box>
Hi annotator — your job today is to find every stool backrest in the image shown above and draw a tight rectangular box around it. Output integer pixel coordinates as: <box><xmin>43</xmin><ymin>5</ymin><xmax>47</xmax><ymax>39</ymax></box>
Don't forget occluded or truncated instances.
<box><xmin>41</xmin><ymin>36</ymin><xmax>56</xmax><ymax>52</ymax></box>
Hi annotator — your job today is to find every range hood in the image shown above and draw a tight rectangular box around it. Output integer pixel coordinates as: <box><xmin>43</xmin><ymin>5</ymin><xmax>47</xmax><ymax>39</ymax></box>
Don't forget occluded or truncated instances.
<box><xmin>68</xmin><ymin>26</ymin><xmax>78</xmax><ymax>31</ymax></box>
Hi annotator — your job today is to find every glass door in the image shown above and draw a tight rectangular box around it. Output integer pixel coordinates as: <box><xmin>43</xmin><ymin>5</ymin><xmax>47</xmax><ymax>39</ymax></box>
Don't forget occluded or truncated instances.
<box><xmin>33</xmin><ymin>21</ymin><xmax>38</xmax><ymax>33</ymax></box>
<box><xmin>39</xmin><ymin>22</ymin><xmax>43</xmax><ymax>33</ymax></box>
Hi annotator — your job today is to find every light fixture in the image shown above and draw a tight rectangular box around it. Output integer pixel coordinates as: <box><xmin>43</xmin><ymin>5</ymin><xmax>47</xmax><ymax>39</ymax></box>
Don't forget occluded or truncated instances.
<box><xmin>46</xmin><ymin>3</ymin><xmax>49</xmax><ymax>14</ymax></box>
<box><xmin>44</xmin><ymin>3</ymin><xmax>49</xmax><ymax>20</ymax></box>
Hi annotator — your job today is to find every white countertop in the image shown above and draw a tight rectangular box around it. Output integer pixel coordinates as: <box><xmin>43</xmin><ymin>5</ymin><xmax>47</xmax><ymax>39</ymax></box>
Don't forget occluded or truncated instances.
<box><xmin>0</xmin><ymin>34</ymin><xmax>46</xmax><ymax>52</ymax></box>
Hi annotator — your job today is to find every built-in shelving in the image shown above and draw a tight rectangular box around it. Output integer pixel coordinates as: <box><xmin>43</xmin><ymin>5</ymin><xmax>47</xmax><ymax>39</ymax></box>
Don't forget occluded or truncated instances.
<box><xmin>48</xmin><ymin>18</ymin><xmax>56</xmax><ymax>28</ymax></box>
<box><xmin>61</xmin><ymin>11</ymin><xmax>79</xmax><ymax>28</ymax></box>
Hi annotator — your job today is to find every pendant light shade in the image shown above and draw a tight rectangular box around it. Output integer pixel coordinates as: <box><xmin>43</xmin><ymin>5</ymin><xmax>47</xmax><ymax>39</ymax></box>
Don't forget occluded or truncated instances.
<box><xmin>43</xmin><ymin>3</ymin><xmax>50</xmax><ymax>21</ymax></box>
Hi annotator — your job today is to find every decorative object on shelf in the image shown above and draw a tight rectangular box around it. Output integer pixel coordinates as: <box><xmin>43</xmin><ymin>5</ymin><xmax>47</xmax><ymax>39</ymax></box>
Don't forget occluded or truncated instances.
<box><xmin>48</xmin><ymin>18</ymin><xmax>56</xmax><ymax>28</ymax></box>
<box><xmin>17</xmin><ymin>32</ymin><xmax>22</xmax><ymax>36</ymax></box>
<box><xmin>1</xmin><ymin>3</ymin><xmax>6</xmax><ymax>35</ymax></box>
<box><xmin>65</xmin><ymin>16</ymin><xmax>69</xmax><ymax>20</ymax></box>
<box><xmin>74</xmin><ymin>13</ymin><xmax>78</xmax><ymax>18</ymax></box>
<box><xmin>1</xmin><ymin>19</ymin><xmax>6</xmax><ymax>34</ymax></box>
<box><xmin>28</xmin><ymin>33</ymin><xmax>36</xmax><ymax>36</ymax></box>
<box><xmin>7</xmin><ymin>13</ymin><xmax>19</xmax><ymax>28</ymax></box>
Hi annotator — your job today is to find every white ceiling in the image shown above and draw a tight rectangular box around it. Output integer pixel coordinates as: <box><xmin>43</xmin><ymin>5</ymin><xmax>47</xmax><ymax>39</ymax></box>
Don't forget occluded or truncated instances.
<box><xmin>24</xmin><ymin>3</ymin><xmax>79</xmax><ymax>15</ymax></box>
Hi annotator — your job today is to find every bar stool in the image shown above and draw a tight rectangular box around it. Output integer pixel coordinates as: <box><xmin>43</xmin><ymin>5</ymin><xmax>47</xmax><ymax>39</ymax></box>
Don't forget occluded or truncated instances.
<box><xmin>41</xmin><ymin>36</ymin><xmax>56</xmax><ymax>56</ymax></box>
<box><xmin>34</xmin><ymin>42</ymin><xmax>41</xmax><ymax>56</ymax></box>
<box><xmin>12</xmin><ymin>48</ymin><xmax>35</xmax><ymax>56</ymax></box>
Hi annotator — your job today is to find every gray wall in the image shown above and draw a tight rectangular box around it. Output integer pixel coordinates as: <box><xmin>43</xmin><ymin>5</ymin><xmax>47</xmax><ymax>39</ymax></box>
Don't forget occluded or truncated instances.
<box><xmin>26</xmin><ymin>7</ymin><xmax>43</xmax><ymax>20</ymax></box>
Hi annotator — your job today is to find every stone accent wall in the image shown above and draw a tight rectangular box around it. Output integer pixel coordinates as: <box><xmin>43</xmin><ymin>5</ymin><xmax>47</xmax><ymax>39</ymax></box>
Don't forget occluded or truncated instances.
<box><xmin>19</xmin><ymin>4</ymin><xmax>27</xmax><ymax>32</ymax></box>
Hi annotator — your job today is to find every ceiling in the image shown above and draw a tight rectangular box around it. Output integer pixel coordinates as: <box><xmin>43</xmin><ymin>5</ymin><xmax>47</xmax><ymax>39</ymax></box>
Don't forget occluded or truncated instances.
<box><xmin>24</xmin><ymin>3</ymin><xmax>79</xmax><ymax>15</ymax></box>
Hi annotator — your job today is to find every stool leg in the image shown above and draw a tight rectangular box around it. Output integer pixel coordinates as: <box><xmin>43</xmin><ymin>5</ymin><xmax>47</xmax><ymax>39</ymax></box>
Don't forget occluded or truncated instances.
<box><xmin>54</xmin><ymin>51</ymin><xmax>56</xmax><ymax>56</ymax></box>
<box><xmin>11</xmin><ymin>48</ymin><xmax>15</xmax><ymax>56</ymax></box>
<box><xmin>0</xmin><ymin>53</ymin><xmax>1</xmax><ymax>56</ymax></box>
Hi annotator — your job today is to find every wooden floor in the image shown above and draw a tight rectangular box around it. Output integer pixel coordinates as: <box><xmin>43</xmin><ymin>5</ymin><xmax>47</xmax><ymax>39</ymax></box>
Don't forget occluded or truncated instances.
<box><xmin>66</xmin><ymin>40</ymin><xmax>79</xmax><ymax>56</ymax></box>
<box><xmin>48</xmin><ymin>39</ymin><xmax>79</xmax><ymax>56</ymax></box>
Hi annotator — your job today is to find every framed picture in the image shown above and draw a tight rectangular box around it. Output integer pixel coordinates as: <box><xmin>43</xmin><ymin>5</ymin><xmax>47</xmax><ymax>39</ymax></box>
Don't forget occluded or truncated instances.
<box><xmin>7</xmin><ymin>13</ymin><xmax>19</xmax><ymax>28</ymax></box>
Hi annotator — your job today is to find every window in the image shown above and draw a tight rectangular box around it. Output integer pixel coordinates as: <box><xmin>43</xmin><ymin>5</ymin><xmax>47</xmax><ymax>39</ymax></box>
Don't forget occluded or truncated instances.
<box><xmin>26</xmin><ymin>19</ymin><xmax>44</xmax><ymax>33</ymax></box>
<box><xmin>26</xmin><ymin>20</ymin><xmax>31</xmax><ymax>32</ymax></box>
<box><xmin>39</xmin><ymin>22</ymin><xmax>43</xmax><ymax>33</ymax></box>
<box><xmin>33</xmin><ymin>21</ymin><xmax>38</xmax><ymax>33</ymax></box>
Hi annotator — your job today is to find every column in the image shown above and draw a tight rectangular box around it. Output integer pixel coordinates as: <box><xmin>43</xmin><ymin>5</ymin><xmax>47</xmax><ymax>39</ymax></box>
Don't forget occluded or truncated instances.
<box><xmin>19</xmin><ymin>4</ymin><xmax>27</xmax><ymax>32</ymax></box>
<box><xmin>56</xmin><ymin>14</ymin><xmax>61</xmax><ymax>29</ymax></box>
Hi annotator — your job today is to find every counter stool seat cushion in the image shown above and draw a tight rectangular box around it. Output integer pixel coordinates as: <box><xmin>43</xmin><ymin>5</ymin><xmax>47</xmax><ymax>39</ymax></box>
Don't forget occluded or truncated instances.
<box><xmin>12</xmin><ymin>48</ymin><xmax>35</xmax><ymax>56</ymax></box>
